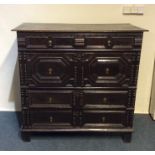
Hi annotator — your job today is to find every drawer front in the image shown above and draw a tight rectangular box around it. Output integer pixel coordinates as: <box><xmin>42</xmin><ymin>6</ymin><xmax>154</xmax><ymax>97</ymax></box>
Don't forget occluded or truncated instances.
<box><xmin>17</xmin><ymin>32</ymin><xmax>142</xmax><ymax>49</ymax></box>
<box><xmin>24</xmin><ymin>53</ymin><xmax>77</xmax><ymax>87</ymax></box>
<box><xmin>30</xmin><ymin>109</ymin><xmax>73</xmax><ymax>127</ymax></box>
<box><xmin>81</xmin><ymin>90</ymin><xmax>129</xmax><ymax>109</ymax></box>
<box><xmin>83</xmin><ymin>52</ymin><xmax>139</xmax><ymax>87</ymax></box>
<box><xmin>28</xmin><ymin>90</ymin><xmax>73</xmax><ymax>108</ymax></box>
<box><xmin>25</xmin><ymin>36</ymin><xmax>49</xmax><ymax>49</ymax></box>
<box><xmin>23</xmin><ymin>109</ymin><xmax>134</xmax><ymax>128</ymax></box>
<box><xmin>81</xmin><ymin>110</ymin><xmax>127</xmax><ymax>128</ymax></box>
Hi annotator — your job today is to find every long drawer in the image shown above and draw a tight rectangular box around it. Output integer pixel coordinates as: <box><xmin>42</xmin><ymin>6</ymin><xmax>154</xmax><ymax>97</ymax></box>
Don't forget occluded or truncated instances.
<box><xmin>17</xmin><ymin>32</ymin><xmax>142</xmax><ymax>50</ymax></box>
<box><xmin>27</xmin><ymin>108</ymin><xmax>133</xmax><ymax>129</ymax></box>
<box><xmin>25</xmin><ymin>89</ymin><xmax>136</xmax><ymax>109</ymax></box>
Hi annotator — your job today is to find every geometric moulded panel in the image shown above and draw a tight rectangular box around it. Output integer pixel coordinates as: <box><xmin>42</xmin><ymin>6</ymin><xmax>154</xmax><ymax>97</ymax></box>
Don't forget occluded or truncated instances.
<box><xmin>83</xmin><ymin>52</ymin><xmax>135</xmax><ymax>87</ymax></box>
<box><xmin>26</xmin><ymin>53</ymin><xmax>76</xmax><ymax>87</ymax></box>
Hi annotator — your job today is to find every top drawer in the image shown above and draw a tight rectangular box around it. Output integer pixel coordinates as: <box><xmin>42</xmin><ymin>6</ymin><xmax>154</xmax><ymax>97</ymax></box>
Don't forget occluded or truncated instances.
<box><xmin>17</xmin><ymin>32</ymin><xmax>142</xmax><ymax>50</ymax></box>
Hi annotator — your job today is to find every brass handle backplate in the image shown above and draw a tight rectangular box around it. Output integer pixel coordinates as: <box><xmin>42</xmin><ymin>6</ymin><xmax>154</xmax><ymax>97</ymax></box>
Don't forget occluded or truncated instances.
<box><xmin>48</xmin><ymin>68</ymin><xmax>53</xmax><ymax>75</ymax></box>
<box><xmin>103</xmin><ymin>97</ymin><xmax>108</xmax><ymax>104</ymax></box>
<box><xmin>105</xmin><ymin>67</ymin><xmax>110</xmax><ymax>75</ymax></box>
<box><xmin>102</xmin><ymin>117</ymin><xmax>106</xmax><ymax>122</ymax></box>
<box><xmin>107</xmin><ymin>40</ymin><xmax>111</xmax><ymax>46</ymax></box>
<box><xmin>49</xmin><ymin>97</ymin><xmax>52</xmax><ymax>104</ymax></box>
<box><xmin>48</xmin><ymin>40</ymin><xmax>53</xmax><ymax>46</ymax></box>
<box><xmin>49</xmin><ymin>116</ymin><xmax>53</xmax><ymax>123</ymax></box>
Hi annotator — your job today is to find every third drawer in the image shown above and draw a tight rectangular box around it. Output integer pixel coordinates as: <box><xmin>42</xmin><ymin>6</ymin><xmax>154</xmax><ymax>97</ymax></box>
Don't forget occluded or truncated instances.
<box><xmin>26</xmin><ymin>88</ymin><xmax>136</xmax><ymax>109</ymax></box>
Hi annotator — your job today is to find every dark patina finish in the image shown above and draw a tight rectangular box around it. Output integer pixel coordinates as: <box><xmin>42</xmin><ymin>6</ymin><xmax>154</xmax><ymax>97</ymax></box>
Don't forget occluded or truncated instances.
<box><xmin>13</xmin><ymin>23</ymin><xmax>147</xmax><ymax>142</ymax></box>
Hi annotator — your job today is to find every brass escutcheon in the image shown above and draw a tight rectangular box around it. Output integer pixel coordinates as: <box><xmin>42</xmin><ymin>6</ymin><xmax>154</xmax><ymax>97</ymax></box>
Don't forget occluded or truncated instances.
<box><xmin>105</xmin><ymin>67</ymin><xmax>110</xmax><ymax>75</ymax></box>
<box><xmin>103</xmin><ymin>97</ymin><xmax>108</xmax><ymax>103</ymax></box>
<box><xmin>49</xmin><ymin>97</ymin><xmax>52</xmax><ymax>103</ymax></box>
<box><xmin>49</xmin><ymin>116</ymin><xmax>53</xmax><ymax>123</ymax></box>
<box><xmin>107</xmin><ymin>40</ymin><xmax>111</xmax><ymax>46</ymax></box>
<box><xmin>102</xmin><ymin>117</ymin><xmax>106</xmax><ymax>122</ymax></box>
<box><xmin>48</xmin><ymin>68</ymin><xmax>52</xmax><ymax>75</ymax></box>
<box><xmin>48</xmin><ymin>40</ymin><xmax>52</xmax><ymax>46</ymax></box>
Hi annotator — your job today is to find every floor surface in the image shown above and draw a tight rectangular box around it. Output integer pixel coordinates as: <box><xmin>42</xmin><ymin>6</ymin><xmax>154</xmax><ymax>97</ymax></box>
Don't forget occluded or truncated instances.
<box><xmin>0</xmin><ymin>112</ymin><xmax>155</xmax><ymax>151</ymax></box>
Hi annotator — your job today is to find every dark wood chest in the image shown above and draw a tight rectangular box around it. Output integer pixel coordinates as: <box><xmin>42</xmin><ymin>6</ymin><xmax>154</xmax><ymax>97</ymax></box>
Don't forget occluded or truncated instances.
<box><xmin>13</xmin><ymin>23</ymin><xmax>147</xmax><ymax>142</ymax></box>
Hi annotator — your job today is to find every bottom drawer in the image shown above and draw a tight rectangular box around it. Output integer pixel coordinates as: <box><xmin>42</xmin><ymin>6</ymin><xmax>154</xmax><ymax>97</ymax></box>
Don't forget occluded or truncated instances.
<box><xmin>81</xmin><ymin>110</ymin><xmax>130</xmax><ymax>128</ymax></box>
<box><xmin>27</xmin><ymin>109</ymin><xmax>133</xmax><ymax>129</ymax></box>
<box><xmin>30</xmin><ymin>109</ymin><xmax>73</xmax><ymax>127</ymax></box>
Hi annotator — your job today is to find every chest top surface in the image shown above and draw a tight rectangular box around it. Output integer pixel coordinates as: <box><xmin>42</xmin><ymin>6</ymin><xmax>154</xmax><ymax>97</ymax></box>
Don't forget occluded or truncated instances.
<box><xmin>12</xmin><ymin>23</ymin><xmax>148</xmax><ymax>32</ymax></box>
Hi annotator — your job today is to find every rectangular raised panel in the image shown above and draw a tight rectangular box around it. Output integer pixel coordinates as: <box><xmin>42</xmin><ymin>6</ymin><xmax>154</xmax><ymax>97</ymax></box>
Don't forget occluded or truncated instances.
<box><xmin>20</xmin><ymin>34</ymin><xmax>75</xmax><ymax>49</ymax></box>
<box><xmin>85</xmin><ymin>36</ymin><xmax>134</xmax><ymax>49</ymax></box>
<box><xmin>28</xmin><ymin>90</ymin><xmax>73</xmax><ymax>108</ymax></box>
<box><xmin>53</xmin><ymin>37</ymin><xmax>74</xmax><ymax>48</ymax></box>
<box><xmin>112</xmin><ymin>36</ymin><xmax>134</xmax><ymax>49</ymax></box>
<box><xmin>26</xmin><ymin>36</ymin><xmax>49</xmax><ymax>49</ymax></box>
<box><xmin>18</xmin><ymin>33</ymin><xmax>75</xmax><ymax>49</ymax></box>
<box><xmin>85</xmin><ymin>36</ymin><xmax>107</xmax><ymax>49</ymax></box>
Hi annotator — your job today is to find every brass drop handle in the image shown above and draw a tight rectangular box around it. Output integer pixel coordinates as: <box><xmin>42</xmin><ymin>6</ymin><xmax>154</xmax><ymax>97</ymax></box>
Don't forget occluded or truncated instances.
<box><xmin>48</xmin><ymin>40</ymin><xmax>53</xmax><ymax>46</ymax></box>
<box><xmin>105</xmin><ymin>67</ymin><xmax>110</xmax><ymax>75</ymax></box>
<box><xmin>103</xmin><ymin>97</ymin><xmax>108</xmax><ymax>104</ymax></box>
<box><xmin>49</xmin><ymin>116</ymin><xmax>53</xmax><ymax>123</ymax></box>
<box><xmin>48</xmin><ymin>68</ymin><xmax>53</xmax><ymax>75</ymax></box>
<box><xmin>107</xmin><ymin>40</ymin><xmax>111</xmax><ymax>46</ymax></box>
<box><xmin>49</xmin><ymin>97</ymin><xmax>52</xmax><ymax>104</ymax></box>
<box><xmin>102</xmin><ymin>117</ymin><xmax>106</xmax><ymax>122</ymax></box>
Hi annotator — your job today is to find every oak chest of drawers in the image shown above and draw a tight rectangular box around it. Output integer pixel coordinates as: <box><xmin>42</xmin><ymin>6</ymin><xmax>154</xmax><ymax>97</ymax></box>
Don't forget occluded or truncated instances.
<box><xmin>13</xmin><ymin>23</ymin><xmax>147</xmax><ymax>142</ymax></box>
